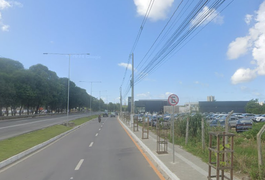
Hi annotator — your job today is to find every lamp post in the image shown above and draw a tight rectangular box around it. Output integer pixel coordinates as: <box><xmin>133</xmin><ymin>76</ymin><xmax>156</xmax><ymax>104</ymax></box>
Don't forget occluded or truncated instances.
<box><xmin>79</xmin><ymin>81</ymin><xmax>101</xmax><ymax>115</ymax></box>
<box><xmin>43</xmin><ymin>53</ymin><xmax>89</xmax><ymax>120</ymax></box>
<box><xmin>94</xmin><ymin>90</ymin><xmax>107</xmax><ymax>113</ymax></box>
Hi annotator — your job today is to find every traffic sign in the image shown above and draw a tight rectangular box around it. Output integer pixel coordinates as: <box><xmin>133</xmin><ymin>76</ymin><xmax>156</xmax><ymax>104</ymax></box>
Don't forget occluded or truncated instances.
<box><xmin>168</xmin><ymin>94</ymin><xmax>179</xmax><ymax>106</ymax></box>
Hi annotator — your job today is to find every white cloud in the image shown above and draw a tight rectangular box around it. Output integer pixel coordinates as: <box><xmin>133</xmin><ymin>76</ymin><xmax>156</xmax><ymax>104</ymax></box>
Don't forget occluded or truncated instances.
<box><xmin>227</xmin><ymin>1</ymin><xmax>265</xmax><ymax>84</ymax></box>
<box><xmin>227</xmin><ymin>36</ymin><xmax>251</xmax><ymax>59</ymax></box>
<box><xmin>215</xmin><ymin>72</ymin><xmax>224</xmax><ymax>77</ymax></box>
<box><xmin>231</xmin><ymin>68</ymin><xmax>257</xmax><ymax>84</ymax></box>
<box><xmin>137</xmin><ymin>92</ymin><xmax>151</xmax><ymax>98</ymax></box>
<box><xmin>191</xmin><ymin>6</ymin><xmax>223</xmax><ymax>27</ymax></box>
<box><xmin>1</xmin><ymin>24</ymin><xmax>9</xmax><ymax>31</ymax></box>
<box><xmin>245</xmin><ymin>14</ymin><xmax>253</xmax><ymax>24</ymax></box>
<box><xmin>0</xmin><ymin>0</ymin><xmax>22</xmax><ymax>32</ymax></box>
<box><xmin>252</xmin><ymin>34</ymin><xmax>265</xmax><ymax>75</ymax></box>
<box><xmin>0</xmin><ymin>0</ymin><xmax>11</xmax><ymax>10</ymax></box>
<box><xmin>134</xmin><ymin>0</ymin><xmax>174</xmax><ymax>21</ymax></box>
<box><xmin>118</xmin><ymin>63</ymin><xmax>132</xmax><ymax>70</ymax></box>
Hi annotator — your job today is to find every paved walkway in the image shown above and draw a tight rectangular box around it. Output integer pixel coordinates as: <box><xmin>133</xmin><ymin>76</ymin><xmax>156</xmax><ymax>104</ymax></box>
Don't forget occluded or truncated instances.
<box><xmin>119</xmin><ymin>117</ymin><xmax>240</xmax><ymax>180</ymax></box>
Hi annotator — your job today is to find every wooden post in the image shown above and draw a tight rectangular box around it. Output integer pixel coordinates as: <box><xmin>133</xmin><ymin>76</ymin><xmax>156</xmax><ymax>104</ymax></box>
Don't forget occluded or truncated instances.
<box><xmin>257</xmin><ymin>124</ymin><xmax>265</xmax><ymax>177</ymax></box>
<box><xmin>202</xmin><ymin>118</ymin><xmax>205</xmax><ymax>151</ymax></box>
<box><xmin>185</xmin><ymin>117</ymin><xmax>189</xmax><ymax>146</ymax></box>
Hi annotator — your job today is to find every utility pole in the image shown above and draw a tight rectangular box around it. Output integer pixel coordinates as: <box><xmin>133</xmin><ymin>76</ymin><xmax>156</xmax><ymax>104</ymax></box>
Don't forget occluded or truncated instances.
<box><xmin>120</xmin><ymin>87</ymin><xmax>122</xmax><ymax>115</ymax></box>
<box><xmin>43</xmin><ymin>53</ymin><xmax>89</xmax><ymax>120</ymax></box>
<box><xmin>131</xmin><ymin>53</ymin><xmax>134</xmax><ymax>127</ymax></box>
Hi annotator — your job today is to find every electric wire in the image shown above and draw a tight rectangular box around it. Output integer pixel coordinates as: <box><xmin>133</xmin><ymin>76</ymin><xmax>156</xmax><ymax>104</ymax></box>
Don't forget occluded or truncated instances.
<box><xmin>134</xmin><ymin>0</ymin><xmax>232</xmax><ymax>84</ymax></box>
<box><xmin>120</xmin><ymin>0</ymin><xmax>155</xmax><ymax>98</ymax></box>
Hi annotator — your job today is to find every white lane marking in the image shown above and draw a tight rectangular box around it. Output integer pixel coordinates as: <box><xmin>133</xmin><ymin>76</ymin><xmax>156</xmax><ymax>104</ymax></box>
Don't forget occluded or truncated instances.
<box><xmin>75</xmin><ymin>159</ymin><xmax>84</xmax><ymax>170</ymax></box>
<box><xmin>70</xmin><ymin>177</ymin><xmax>73</xmax><ymax>179</ymax></box>
<box><xmin>99</xmin><ymin>128</ymin><xmax>101</xmax><ymax>131</ymax></box>
<box><xmin>95</xmin><ymin>133</ymin><xmax>98</xmax><ymax>137</ymax></box>
<box><xmin>89</xmin><ymin>142</ymin><xmax>93</xmax><ymax>147</ymax></box>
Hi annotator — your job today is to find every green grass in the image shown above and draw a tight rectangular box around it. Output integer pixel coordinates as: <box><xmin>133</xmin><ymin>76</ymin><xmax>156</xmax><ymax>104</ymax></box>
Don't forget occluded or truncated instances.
<box><xmin>171</xmin><ymin>124</ymin><xmax>265</xmax><ymax>180</ymax></box>
<box><xmin>0</xmin><ymin>115</ymin><xmax>97</xmax><ymax>162</ymax></box>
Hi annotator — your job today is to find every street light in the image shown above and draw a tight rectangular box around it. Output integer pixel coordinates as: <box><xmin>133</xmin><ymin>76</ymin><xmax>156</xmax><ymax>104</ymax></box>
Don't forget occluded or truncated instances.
<box><xmin>79</xmin><ymin>81</ymin><xmax>101</xmax><ymax>115</ymax></box>
<box><xmin>43</xmin><ymin>53</ymin><xmax>90</xmax><ymax>120</ymax></box>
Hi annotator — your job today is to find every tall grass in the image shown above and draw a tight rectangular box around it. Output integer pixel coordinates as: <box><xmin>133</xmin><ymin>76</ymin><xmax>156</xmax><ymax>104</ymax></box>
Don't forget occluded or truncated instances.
<box><xmin>171</xmin><ymin>114</ymin><xmax>265</xmax><ymax>180</ymax></box>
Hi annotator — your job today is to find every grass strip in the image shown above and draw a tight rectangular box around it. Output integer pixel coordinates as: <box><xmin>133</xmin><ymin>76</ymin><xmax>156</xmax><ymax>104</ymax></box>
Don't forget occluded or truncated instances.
<box><xmin>0</xmin><ymin>115</ymin><xmax>97</xmax><ymax>162</ymax></box>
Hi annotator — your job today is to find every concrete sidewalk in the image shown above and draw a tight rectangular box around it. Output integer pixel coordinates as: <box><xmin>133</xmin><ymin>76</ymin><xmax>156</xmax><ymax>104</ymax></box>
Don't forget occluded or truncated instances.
<box><xmin>119</xmin><ymin>117</ymin><xmax>239</xmax><ymax>180</ymax></box>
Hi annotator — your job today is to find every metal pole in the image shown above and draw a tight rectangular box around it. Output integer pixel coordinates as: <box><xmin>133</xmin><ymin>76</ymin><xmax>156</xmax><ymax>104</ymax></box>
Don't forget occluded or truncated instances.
<box><xmin>131</xmin><ymin>53</ymin><xmax>134</xmax><ymax>127</ymax></box>
<box><xmin>120</xmin><ymin>87</ymin><xmax>122</xmax><ymax>115</ymax></box>
<box><xmin>67</xmin><ymin>54</ymin><xmax>71</xmax><ymax>120</ymax></box>
<box><xmin>90</xmin><ymin>82</ymin><xmax>92</xmax><ymax>115</ymax></box>
<box><xmin>99</xmin><ymin>91</ymin><xmax>101</xmax><ymax>112</ymax></box>
<box><xmin>172</xmin><ymin>105</ymin><xmax>175</xmax><ymax>163</ymax></box>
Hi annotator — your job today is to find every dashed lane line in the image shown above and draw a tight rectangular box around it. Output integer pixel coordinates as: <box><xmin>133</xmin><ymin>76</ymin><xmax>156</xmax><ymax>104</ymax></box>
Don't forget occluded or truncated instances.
<box><xmin>89</xmin><ymin>142</ymin><xmax>93</xmax><ymax>147</ymax></box>
<box><xmin>75</xmin><ymin>159</ymin><xmax>84</xmax><ymax>170</ymax></box>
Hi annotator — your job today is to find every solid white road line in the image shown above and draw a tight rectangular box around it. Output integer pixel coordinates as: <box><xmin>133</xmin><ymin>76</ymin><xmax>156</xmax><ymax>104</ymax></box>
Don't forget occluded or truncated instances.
<box><xmin>95</xmin><ymin>133</ymin><xmax>98</xmax><ymax>137</ymax></box>
<box><xmin>89</xmin><ymin>142</ymin><xmax>93</xmax><ymax>147</ymax></box>
<box><xmin>75</xmin><ymin>159</ymin><xmax>84</xmax><ymax>170</ymax></box>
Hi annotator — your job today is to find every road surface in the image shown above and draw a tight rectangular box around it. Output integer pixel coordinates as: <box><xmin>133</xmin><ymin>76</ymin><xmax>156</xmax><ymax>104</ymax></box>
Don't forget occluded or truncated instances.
<box><xmin>0</xmin><ymin>116</ymin><xmax>162</xmax><ymax>180</ymax></box>
<box><xmin>0</xmin><ymin>112</ymin><xmax>98</xmax><ymax>141</ymax></box>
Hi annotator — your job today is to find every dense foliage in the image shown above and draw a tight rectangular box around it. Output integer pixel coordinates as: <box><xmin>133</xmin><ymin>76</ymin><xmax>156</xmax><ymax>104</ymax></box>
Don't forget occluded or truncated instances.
<box><xmin>0</xmin><ymin>58</ymin><xmax>119</xmax><ymax>116</ymax></box>
<box><xmin>245</xmin><ymin>99</ymin><xmax>265</xmax><ymax>114</ymax></box>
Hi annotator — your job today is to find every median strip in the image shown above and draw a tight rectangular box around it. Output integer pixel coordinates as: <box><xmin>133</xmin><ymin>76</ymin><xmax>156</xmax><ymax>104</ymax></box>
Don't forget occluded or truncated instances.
<box><xmin>0</xmin><ymin>116</ymin><xmax>97</xmax><ymax>170</ymax></box>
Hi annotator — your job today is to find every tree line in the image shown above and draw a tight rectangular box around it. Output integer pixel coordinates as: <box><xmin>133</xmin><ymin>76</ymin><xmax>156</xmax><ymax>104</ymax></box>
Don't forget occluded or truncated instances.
<box><xmin>245</xmin><ymin>99</ymin><xmax>265</xmax><ymax>114</ymax></box>
<box><xmin>0</xmin><ymin>58</ymin><xmax>119</xmax><ymax>116</ymax></box>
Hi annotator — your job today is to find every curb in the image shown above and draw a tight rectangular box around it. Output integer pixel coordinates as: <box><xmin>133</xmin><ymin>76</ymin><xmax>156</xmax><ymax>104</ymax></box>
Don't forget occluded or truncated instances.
<box><xmin>0</xmin><ymin>118</ymin><xmax>94</xmax><ymax>170</ymax></box>
<box><xmin>118</xmin><ymin>117</ymin><xmax>180</xmax><ymax>180</ymax></box>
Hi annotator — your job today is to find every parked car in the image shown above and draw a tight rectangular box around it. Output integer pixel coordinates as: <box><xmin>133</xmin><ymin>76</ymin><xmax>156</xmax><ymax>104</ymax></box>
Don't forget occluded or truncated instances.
<box><xmin>209</xmin><ymin>120</ymin><xmax>225</xmax><ymax>128</ymax></box>
<box><xmin>241</xmin><ymin>113</ymin><xmax>255</xmax><ymax>120</ymax></box>
<box><xmin>254</xmin><ymin>114</ymin><xmax>265</xmax><ymax>122</ymax></box>
<box><xmin>235</xmin><ymin>119</ymin><xmax>253</xmax><ymax>133</ymax></box>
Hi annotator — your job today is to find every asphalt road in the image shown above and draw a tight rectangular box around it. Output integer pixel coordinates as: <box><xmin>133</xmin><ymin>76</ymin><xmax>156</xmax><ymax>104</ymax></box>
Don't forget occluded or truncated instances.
<box><xmin>0</xmin><ymin>116</ymin><xmax>161</xmax><ymax>180</ymax></box>
<box><xmin>0</xmin><ymin>112</ymin><xmax>99</xmax><ymax>141</ymax></box>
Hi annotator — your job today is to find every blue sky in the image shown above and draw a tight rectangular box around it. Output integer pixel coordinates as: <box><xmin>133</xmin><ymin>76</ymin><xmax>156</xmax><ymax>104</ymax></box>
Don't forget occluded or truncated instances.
<box><xmin>0</xmin><ymin>0</ymin><xmax>264</xmax><ymax>105</ymax></box>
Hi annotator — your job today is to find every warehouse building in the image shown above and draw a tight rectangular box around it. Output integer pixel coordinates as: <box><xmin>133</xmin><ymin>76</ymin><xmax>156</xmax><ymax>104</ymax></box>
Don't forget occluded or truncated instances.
<box><xmin>198</xmin><ymin>101</ymin><xmax>249</xmax><ymax>113</ymax></box>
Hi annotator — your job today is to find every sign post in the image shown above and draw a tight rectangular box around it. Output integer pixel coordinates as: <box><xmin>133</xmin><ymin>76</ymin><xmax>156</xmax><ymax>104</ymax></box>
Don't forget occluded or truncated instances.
<box><xmin>168</xmin><ymin>94</ymin><xmax>179</xmax><ymax>163</ymax></box>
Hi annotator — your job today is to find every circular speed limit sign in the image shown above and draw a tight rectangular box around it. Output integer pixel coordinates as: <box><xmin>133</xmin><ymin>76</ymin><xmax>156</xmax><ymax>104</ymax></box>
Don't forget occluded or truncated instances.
<box><xmin>168</xmin><ymin>94</ymin><xmax>179</xmax><ymax>106</ymax></box>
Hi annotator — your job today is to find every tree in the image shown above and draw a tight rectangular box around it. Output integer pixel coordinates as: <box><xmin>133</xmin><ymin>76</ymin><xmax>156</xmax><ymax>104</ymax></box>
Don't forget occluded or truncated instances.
<box><xmin>245</xmin><ymin>99</ymin><xmax>263</xmax><ymax>114</ymax></box>
<box><xmin>0</xmin><ymin>58</ymin><xmax>24</xmax><ymax>116</ymax></box>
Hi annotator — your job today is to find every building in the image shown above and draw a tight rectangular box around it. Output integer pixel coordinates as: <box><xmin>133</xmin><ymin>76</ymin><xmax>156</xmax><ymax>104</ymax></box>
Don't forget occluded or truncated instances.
<box><xmin>199</xmin><ymin>101</ymin><xmax>249</xmax><ymax>113</ymax></box>
<box><xmin>207</xmin><ymin>96</ymin><xmax>215</xmax><ymax>102</ymax></box>
<box><xmin>130</xmin><ymin>98</ymin><xmax>170</xmax><ymax>113</ymax></box>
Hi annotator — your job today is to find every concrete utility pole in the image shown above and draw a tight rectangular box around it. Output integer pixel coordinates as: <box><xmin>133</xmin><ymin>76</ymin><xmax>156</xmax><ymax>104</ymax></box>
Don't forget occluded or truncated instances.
<box><xmin>130</xmin><ymin>53</ymin><xmax>134</xmax><ymax>127</ymax></box>
<box><xmin>120</xmin><ymin>87</ymin><xmax>122</xmax><ymax>115</ymax></box>
<box><xmin>79</xmin><ymin>81</ymin><xmax>101</xmax><ymax>115</ymax></box>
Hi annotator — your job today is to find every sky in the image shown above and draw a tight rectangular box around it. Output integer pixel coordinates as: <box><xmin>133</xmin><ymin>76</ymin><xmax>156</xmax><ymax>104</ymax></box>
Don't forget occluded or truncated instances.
<box><xmin>0</xmin><ymin>0</ymin><xmax>264</xmax><ymax>105</ymax></box>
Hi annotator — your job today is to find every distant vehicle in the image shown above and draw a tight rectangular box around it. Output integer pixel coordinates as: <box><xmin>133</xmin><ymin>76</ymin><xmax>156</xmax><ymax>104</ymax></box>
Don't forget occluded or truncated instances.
<box><xmin>110</xmin><ymin>112</ymin><xmax>115</xmax><ymax>117</ymax></box>
<box><xmin>103</xmin><ymin>112</ymin><xmax>108</xmax><ymax>117</ymax></box>
<box><xmin>236</xmin><ymin>119</ymin><xmax>252</xmax><ymax>133</ymax></box>
<box><xmin>209</xmin><ymin>120</ymin><xmax>225</xmax><ymax>128</ymax></box>
<box><xmin>241</xmin><ymin>113</ymin><xmax>255</xmax><ymax>120</ymax></box>
<box><xmin>254</xmin><ymin>114</ymin><xmax>265</xmax><ymax>122</ymax></box>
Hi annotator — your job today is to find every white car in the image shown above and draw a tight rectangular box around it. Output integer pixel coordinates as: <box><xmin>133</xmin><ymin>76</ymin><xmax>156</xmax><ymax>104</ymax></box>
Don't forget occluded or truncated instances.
<box><xmin>255</xmin><ymin>114</ymin><xmax>265</xmax><ymax>122</ymax></box>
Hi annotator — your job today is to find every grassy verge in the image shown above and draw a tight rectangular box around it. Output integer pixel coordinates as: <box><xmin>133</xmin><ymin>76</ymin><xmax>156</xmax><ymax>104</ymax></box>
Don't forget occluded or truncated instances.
<box><xmin>171</xmin><ymin>122</ymin><xmax>265</xmax><ymax>180</ymax></box>
<box><xmin>0</xmin><ymin>115</ymin><xmax>97</xmax><ymax>162</ymax></box>
<box><xmin>133</xmin><ymin>118</ymin><xmax>265</xmax><ymax>179</ymax></box>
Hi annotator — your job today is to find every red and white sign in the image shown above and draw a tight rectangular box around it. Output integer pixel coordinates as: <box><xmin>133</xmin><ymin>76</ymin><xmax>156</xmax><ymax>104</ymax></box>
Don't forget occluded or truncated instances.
<box><xmin>168</xmin><ymin>94</ymin><xmax>179</xmax><ymax>106</ymax></box>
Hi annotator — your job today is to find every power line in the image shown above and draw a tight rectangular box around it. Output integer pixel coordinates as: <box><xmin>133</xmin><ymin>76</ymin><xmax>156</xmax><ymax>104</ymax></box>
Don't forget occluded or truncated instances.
<box><xmin>120</xmin><ymin>0</ymin><xmax>155</xmax><ymax>97</ymax></box>
<box><xmin>135</xmin><ymin>0</ymin><xmax>234</xmax><ymax>84</ymax></box>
